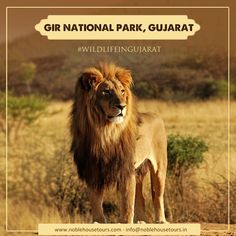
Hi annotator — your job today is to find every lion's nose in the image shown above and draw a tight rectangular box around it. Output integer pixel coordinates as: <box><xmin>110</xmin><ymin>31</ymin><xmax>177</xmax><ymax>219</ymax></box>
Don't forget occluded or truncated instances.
<box><xmin>116</xmin><ymin>104</ymin><xmax>126</xmax><ymax>110</ymax></box>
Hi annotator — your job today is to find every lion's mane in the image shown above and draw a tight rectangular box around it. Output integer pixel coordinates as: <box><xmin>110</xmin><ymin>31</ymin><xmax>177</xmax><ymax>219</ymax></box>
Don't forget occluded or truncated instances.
<box><xmin>70</xmin><ymin>63</ymin><xmax>138</xmax><ymax>190</ymax></box>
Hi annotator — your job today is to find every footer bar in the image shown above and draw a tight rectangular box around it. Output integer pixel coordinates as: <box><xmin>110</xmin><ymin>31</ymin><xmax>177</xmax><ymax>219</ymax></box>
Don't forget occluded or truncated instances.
<box><xmin>38</xmin><ymin>223</ymin><xmax>200</xmax><ymax>235</ymax></box>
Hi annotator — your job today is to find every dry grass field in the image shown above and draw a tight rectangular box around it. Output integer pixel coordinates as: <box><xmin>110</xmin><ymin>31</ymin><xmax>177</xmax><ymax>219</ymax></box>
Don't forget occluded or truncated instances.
<box><xmin>0</xmin><ymin>99</ymin><xmax>235</xmax><ymax>235</ymax></box>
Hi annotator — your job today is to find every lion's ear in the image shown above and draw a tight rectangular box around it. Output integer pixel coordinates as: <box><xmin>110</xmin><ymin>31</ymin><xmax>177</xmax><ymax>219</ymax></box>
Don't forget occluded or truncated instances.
<box><xmin>79</xmin><ymin>72</ymin><xmax>100</xmax><ymax>91</ymax></box>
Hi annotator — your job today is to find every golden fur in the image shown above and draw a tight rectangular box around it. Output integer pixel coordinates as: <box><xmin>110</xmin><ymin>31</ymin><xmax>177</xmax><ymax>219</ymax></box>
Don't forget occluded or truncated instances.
<box><xmin>70</xmin><ymin>63</ymin><xmax>167</xmax><ymax>223</ymax></box>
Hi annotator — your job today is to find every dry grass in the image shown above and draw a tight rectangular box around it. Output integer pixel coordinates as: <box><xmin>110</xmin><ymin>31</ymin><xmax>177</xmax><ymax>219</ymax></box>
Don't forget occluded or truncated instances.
<box><xmin>0</xmin><ymin>100</ymin><xmax>235</xmax><ymax>232</ymax></box>
<box><xmin>138</xmin><ymin>100</ymin><xmax>235</xmax><ymax>182</ymax></box>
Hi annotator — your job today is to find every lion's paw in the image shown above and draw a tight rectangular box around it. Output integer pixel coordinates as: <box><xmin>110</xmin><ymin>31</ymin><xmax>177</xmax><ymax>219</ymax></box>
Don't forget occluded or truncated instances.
<box><xmin>137</xmin><ymin>221</ymin><xmax>146</xmax><ymax>224</ymax></box>
<box><xmin>156</xmin><ymin>220</ymin><xmax>169</xmax><ymax>224</ymax></box>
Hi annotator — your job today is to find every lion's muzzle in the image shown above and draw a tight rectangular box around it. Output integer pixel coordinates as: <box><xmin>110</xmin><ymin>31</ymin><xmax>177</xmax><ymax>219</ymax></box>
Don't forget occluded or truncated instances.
<box><xmin>107</xmin><ymin>104</ymin><xmax>127</xmax><ymax>124</ymax></box>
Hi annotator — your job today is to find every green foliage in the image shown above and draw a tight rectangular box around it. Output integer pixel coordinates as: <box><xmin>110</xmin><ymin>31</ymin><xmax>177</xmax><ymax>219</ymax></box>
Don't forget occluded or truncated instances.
<box><xmin>214</xmin><ymin>80</ymin><xmax>228</xmax><ymax>99</ymax></box>
<box><xmin>0</xmin><ymin>93</ymin><xmax>48</xmax><ymax>123</ymax></box>
<box><xmin>166</xmin><ymin>134</ymin><xmax>208</xmax><ymax>221</ymax></box>
<box><xmin>0</xmin><ymin>92</ymin><xmax>48</xmax><ymax>141</ymax></box>
<box><xmin>167</xmin><ymin>134</ymin><xmax>208</xmax><ymax>176</ymax></box>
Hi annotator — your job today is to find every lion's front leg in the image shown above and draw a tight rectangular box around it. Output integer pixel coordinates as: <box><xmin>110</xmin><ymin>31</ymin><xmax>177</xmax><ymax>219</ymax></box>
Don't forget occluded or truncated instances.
<box><xmin>88</xmin><ymin>187</ymin><xmax>106</xmax><ymax>223</ymax></box>
<box><xmin>119</xmin><ymin>174</ymin><xmax>136</xmax><ymax>223</ymax></box>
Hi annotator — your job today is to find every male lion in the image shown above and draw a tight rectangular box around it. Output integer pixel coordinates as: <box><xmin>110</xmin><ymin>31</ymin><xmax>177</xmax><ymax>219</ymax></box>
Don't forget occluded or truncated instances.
<box><xmin>70</xmin><ymin>63</ymin><xmax>167</xmax><ymax>223</ymax></box>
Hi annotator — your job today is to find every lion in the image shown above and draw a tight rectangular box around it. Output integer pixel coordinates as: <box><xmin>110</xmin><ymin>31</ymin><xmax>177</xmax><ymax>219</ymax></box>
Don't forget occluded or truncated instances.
<box><xmin>70</xmin><ymin>63</ymin><xmax>167</xmax><ymax>223</ymax></box>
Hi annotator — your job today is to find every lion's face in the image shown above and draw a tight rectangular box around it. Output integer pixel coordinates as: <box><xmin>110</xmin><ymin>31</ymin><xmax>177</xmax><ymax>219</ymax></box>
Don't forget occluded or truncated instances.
<box><xmin>96</xmin><ymin>79</ymin><xmax>127</xmax><ymax>124</ymax></box>
<box><xmin>79</xmin><ymin>64</ymin><xmax>132</xmax><ymax>124</ymax></box>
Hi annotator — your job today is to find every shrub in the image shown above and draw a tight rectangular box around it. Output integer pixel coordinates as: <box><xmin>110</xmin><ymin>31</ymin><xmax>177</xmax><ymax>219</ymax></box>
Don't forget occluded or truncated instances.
<box><xmin>167</xmin><ymin>134</ymin><xmax>208</xmax><ymax>176</ymax></box>
<box><xmin>214</xmin><ymin>79</ymin><xmax>228</xmax><ymax>99</ymax></box>
<box><xmin>194</xmin><ymin>79</ymin><xmax>229</xmax><ymax>100</ymax></box>
<box><xmin>166</xmin><ymin>134</ymin><xmax>208</xmax><ymax>221</ymax></box>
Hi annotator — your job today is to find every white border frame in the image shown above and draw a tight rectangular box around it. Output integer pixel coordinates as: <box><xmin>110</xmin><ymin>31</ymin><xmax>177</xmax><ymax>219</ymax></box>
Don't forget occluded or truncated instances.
<box><xmin>5</xmin><ymin>5</ymin><xmax>231</xmax><ymax>234</ymax></box>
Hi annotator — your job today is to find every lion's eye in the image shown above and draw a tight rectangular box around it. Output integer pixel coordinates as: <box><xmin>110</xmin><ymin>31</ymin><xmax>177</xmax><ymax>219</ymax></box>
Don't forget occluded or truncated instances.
<box><xmin>121</xmin><ymin>89</ymin><xmax>125</xmax><ymax>95</ymax></box>
<box><xmin>102</xmin><ymin>89</ymin><xmax>110</xmax><ymax>95</ymax></box>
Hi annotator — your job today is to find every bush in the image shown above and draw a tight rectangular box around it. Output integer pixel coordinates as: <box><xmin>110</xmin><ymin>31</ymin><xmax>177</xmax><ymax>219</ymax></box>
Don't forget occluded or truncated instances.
<box><xmin>166</xmin><ymin>134</ymin><xmax>208</xmax><ymax>222</ymax></box>
<box><xmin>194</xmin><ymin>79</ymin><xmax>229</xmax><ymax>100</ymax></box>
<box><xmin>167</xmin><ymin>134</ymin><xmax>208</xmax><ymax>176</ymax></box>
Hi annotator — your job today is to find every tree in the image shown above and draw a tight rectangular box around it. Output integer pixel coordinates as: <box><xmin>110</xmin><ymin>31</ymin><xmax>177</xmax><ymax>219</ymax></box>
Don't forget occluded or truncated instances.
<box><xmin>19</xmin><ymin>62</ymin><xmax>36</xmax><ymax>93</ymax></box>
<box><xmin>0</xmin><ymin>92</ymin><xmax>48</xmax><ymax>142</ymax></box>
